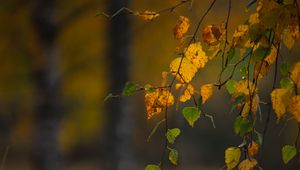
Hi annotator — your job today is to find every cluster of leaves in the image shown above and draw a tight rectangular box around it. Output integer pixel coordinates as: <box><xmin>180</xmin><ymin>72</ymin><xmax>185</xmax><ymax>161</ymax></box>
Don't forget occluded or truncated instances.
<box><xmin>106</xmin><ymin>0</ymin><xmax>300</xmax><ymax>169</ymax></box>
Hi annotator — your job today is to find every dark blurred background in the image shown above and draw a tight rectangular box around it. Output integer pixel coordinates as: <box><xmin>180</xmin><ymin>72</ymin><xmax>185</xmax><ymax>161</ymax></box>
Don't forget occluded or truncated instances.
<box><xmin>1</xmin><ymin>0</ymin><xmax>300</xmax><ymax>169</ymax></box>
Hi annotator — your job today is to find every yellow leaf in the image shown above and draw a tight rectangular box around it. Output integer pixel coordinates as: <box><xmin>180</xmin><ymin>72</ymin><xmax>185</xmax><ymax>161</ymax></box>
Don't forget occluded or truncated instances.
<box><xmin>248</xmin><ymin>13</ymin><xmax>260</xmax><ymax>25</ymax></box>
<box><xmin>264</xmin><ymin>46</ymin><xmax>277</xmax><ymax>65</ymax></box>
<box><xmin>170</xmin><ymin>57</ymin><xmax>198</xmax><ymax>83</ymax></box>
<box><xmin>271</xmin><ymin>88</ymin><xmax>293</xmax><ymax>121</ymax></box>
<box><xmin>145</xmin><ymin>89</ymin><xmax>174</xmax><ymax>119</ymax></box>
<box><xmin>138</xmin><ymin>11</ymin><xmax>160</xmax><ymax>21</ymax></box>
<box><xmin>288</xmin><ymin>95</ymin><xmax>300</xmax><ymax>123</ymax></box>
<box><xmin>254</xmin><ymin>61</ymin><xmax>269</xmax><ymax>80</ymax></box>
<box><xmin>173</xmin><ymin>16</ymin><xmax>190</xmax><ymax>40</ymax></box>
<box><xmin>161</xmin><ymin>71</ymin><xmax>168</xmax><ymax>86</ymax></box>
<box><xmin>225</xmin><ymin>147</ymin><xmax>241</xmax><ymax>170</ymax></box>
<box><xmin>184</xmin><ymin>42</ymin><xmax>209</xmax><ymax>69</ymax></box>
<box><xmin>238</xmin><ymin>159</ymin><xmax>258</xmax><ymax>170</ymax></box>
<box><xmin>175</xmin><ymin>83</ymin><xmax>183</xmax><ymax>90</ymax></box>
<box><xmin>202</xmin><ymin>24</ymin><xmax>225</xmax><ymax>45</ymax></box>
<box><xmin>248</xmin><ymin>141</ymin><xmax>259</xmax><ymax>157</ymax></box>
<box><xmin>180</xmin><ymin>84</ymin><xmax>194</xmax><ymax>102</ymax></box>
<box><xmin>232</xmin><ymin>25</ymin><xmax>251</xmax><ymax>48</ymax></box>
<box><xmin>283</xmin><ymin>25</ymin><xmax>300</xmax><ymax>49</ymax></box>
<box><xmin>200</xmin><ymin>84</ymin><xmax>213</xmax><ymax>104</ymax></box>
<box><xmin>234</xmin><ymin>80</ymin><xmax>256</xmax><ymax>96</ymax></box>
<box><xmin>290</xmin><ymin>61</ymin><xmax>300</xmax><ymax>88</ymax></box>
<box><xmin>241</xmin><ymin>94</ymin><xmax>260</xmax><ymax>118</ymax></box>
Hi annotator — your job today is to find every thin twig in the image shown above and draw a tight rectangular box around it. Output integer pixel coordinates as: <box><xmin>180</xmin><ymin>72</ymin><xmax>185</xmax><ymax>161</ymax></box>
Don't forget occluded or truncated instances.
<box><xmin>0</xmin><ymin>146</ymin><xmax>9</xmax><ymax>170</ymax></box>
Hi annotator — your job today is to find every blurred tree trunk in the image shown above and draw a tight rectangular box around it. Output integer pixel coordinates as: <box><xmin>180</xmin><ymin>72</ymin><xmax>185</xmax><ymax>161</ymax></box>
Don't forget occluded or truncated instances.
<box><xmin>31</xmin><ymin>0</ymin><xmax>61</xmax><ymax>170</ymax></box>
<box><xmin>104</xmin><ymin>0</ymin><xmax>136</xmax><ymax>169</ymax></box>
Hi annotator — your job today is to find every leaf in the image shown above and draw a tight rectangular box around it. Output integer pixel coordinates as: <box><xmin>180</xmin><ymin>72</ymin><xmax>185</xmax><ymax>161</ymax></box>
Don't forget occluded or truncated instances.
<box><xmin>147</xmin><ymin>119</ymin><xmax>166</xmax><ymax>142</ymax></box>
<box><xmin>179</xmin><ymin>84</ymin><xmax>194</xmax><ymax>102</ymax></box>
<box><xmin>246</xmin><ymin>0</ymin><xmax>257</xmax><ymax>9</ymax></box>
<box><xmin>232</xmin><ymin>25</ymin><xmax>250</xmax><ymax>48</ymax></box>
<box><xmin>170</xmin><ymin>57</ymin><xmax>198</xmax><ymax>83</ymax></box>
<box><xmin>200</xmin><ymin>84</ymin><xmax>213</xmax><ymax>104</ymax></box>
<box><xmin>248</xmin><ymin>141</ymin><xmax>259</xmax><ymax>157</ymax></box>
<box><xmin>249</xmin><ymin>23</ymin><xmax>263</xmax><ymax>42</ymax></box>
<box><xmin>168</xmin><ymin>148</ymin><xmax>178</xmax><ymax>165</ymax></box>
<box><xmin>225</xmin><ymin>80</ymin><xmax>237</xmax><ymax>94</ymax></box>
<box><xmin>225</xmin><ymin>147</ymin><xmax>241</xmax><ymax>170</ymax></box>
<box><xmin>252</xmin><ymin>47</ymin><xmax>270</xmax><ymax>62</ymax></box>
<box><xmin>282</xmin><ymin>145</ymin><xmax>297</xmax><ymax>164</ymax></box>
<box><xmin>173</xmin><ymin>16</ymin><xmax>190</xmax><ymax>40</ymax></box>
<box><xmin>145</xmin><ymin>164</ymin><xmax>161</xmax><ymax>170</ymax></box>
<box><xmin>202</xmin><ymin>24</ymin><xmax>225</xmax><ymax>45</ymax></box>
<box><xmin>280</xmin><ymin>63</ymin><xmax>291</xmax><ymax>76</ymax></box>
<box><xmin>227</xmin><ymin>48</ymin><xmax>236</xmax><ymax>64</ymax></box>
<box><xmin>254</xmin><ymin>130</ymin><xmax>263</xmax><ymax>146</ymax></box>
<box><xmin>145</xmin><ymin>89</ymin><xmax>174</xmax><ymax>119</ymax></box>
<box><xmin>138</xmin><ymin>11</ymin><xmax>160</xmax><ymax>21</ymax></box>
<box><xmin>184</xmin><ymin>42</ymin><xmax>209</xmax><ymax>69</ymax></box>
<box><xmin>234</xmin><ymin>116</ymin><xmax>252</xmax><ymax>137</ymax></box>
<box><xmin>280</xmin><ymin>77</ymin><xmax>294</xmax><ymax>89</ymax></box>
<box><xmin>271</xmin><ymin>88</ymin><xmax>293</xmax><ymax>121</ymax></box>
<box><xmin>122</xmin><ymin>81</ymin><xmax>137</xmax><ymax>96</ymax></box>
<box><xmin>238</xmin><ymin>159</ymin><xmax>257</xmax><ymax>170</ymax></box>
<box><xmin>290</xmin><ymin>61</ymin><xmax>300</xmax><ymax>88</ymax></box>
<box><xmin>283</xmin><ymin>25</ymin><xmax>300</xmax><ymax>50</ymax></box>
<box><xmin>231</xmin><ymin>95</ymin><xmax>245</xmax><ymax>111</ymax></box>
<box><xmin>166</xmin><ymin>128</ymin><xmax>181</xmax><ymax>144</ymax></box>
<box><xmin>288</xmin><ymin>95</ymin><xmax>300</xmax><ymax>123</ymax></box>
<box><xmin>182</xmin><ymin>107</ymin><xmax>201</xmax><ymax>127</ymax></box>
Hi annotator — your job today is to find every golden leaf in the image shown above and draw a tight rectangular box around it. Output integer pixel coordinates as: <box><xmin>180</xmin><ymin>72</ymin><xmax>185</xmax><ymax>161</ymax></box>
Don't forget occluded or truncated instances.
<box><xmin>234</xmin><ymin>80</ymin><xmax>256</xmax><ymax>96</ymax></box>
<box><xmin>264</xmin><ymin>46</ymin><xmax>277</xmax><ymax>65</ymax></box>
<box><xmin>179</xmin><ymin>84</ymin><xmax>194</xmax><ymax>102</ymax></box>
<box><xmin>170</xmin><ymin>57</ymin><xmax>198</xmax><ymax>83</ymax></box>
<box><xmin>290</xmin><ymin>61</ymin><xmax>300</xmax><ymax>88</ymax></box>
<box><xmin>232</xmin><ymin>25</ymin><xmax>251</xmax><ymax>48</ymax></box>
<box><xmin>175</xmin><ymin>83</ymin><xmax>183</xmax><ymax>90</ymax></box>
<box><xmin>184</xmin><ymin>42</ymin><xmax>209</xmax><ymax>69</ymax></box>
<box><xmin>138</xmin><ymin>11</ymin><xmax>160</xmax><ymax>21</ymax></box>
<box><xmin>200</xmin><ymin>84</ymin><xmax>213</xmax><ymax>104</ymax></box>
<box><xmin>271</xmin><ymin>88</ymin><xmax>293</xmax><ymax>121</ymax></box>
<box><xmin>173</xmin><ymin>16</ymin><xmax>190</xmax><ymax>40</ymax></box>
<box><xmin>254</xmin><ymin>61</ymin><xmax>269</xmax><ymax>80</ymax></box>
<box><xmin>145</xmin><ymin>89</ymin><xmax>174</xmax><ymax>119</ymax></box>
<box><xmin>288</xmin><ymin>95</ymin><xmax>300</xmax><ymax>123</ymax></box>
<box><xmin>248</xmin><ymin>13</ymin><xmax>260</xmax><ymax>25</ymax></box>
<box><xmin>225</xmin><ymin>147</ymin><xmax>241</xmax><ymax>170</ymax></box>
<box><xmin>202</xmin><ymin>24</ymin><xmax>225</xmax><ymax>45</ymax></box>
<box><xmin>238</xmin><ymin>159</ymin><xmax>258</xmax><ymax>170</ymax></box>
<box><xmin>161</xmin><ymin>71</ymin><xmax>168</xmax><ymax>86</ymax></box>
<box><xmin>283</xmin><ymin>25</ymin><xmax>300</xmax><ymax>49</ymax></box>
<box><xmin>241</xmin><ymin>94</ymin><xmax>260</xmax><ymax>118</ymax></box>
<box><xmin>248</xmin><ymin>141</ymin><xmax>259</xmax><ymax>157</ymax></box>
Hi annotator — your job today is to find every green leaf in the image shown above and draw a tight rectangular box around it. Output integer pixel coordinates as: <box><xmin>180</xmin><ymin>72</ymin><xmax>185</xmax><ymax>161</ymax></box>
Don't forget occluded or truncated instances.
<box><xmin>249</xmin><ymin>24</ymin><xmax>263</xmax><ymax>42</ymax></box>
<box><xmin>255</xmin><ymin>130</ymin><xmax>263</xmax><ymax>146</ymax></box>
<box><xmin>168</xmin><ymin>148</ymin><xmax>178</xmax><ymax>165</ymax></box>
<box><xmin>282</xmin><ymin>145</ymin><xmax>297</xmax><ymax>164</ymax></box>
<box><xmin>225</xmin><ymin>80</ymin><xmax>237</xmax><ymax>94</ymax></box>
<box><xmin>253</xmin><ymin>47</ymin><xmax>270</xmax><ymax>62</ymax></box>
<box><xmin>226</xmin><ymin>48</ymin><xmax>236</xmax><ymax>66</ymax></box>
<box><xmin>182</xmin><ymin>107</ymin><xmax>201</xmax><ymax>127</ymax></box>
<box><xmin>145</xmin><ymin>164</ymin><xmax>161</xmax><ymax>170</ymax></box>
<box><xmin>147</xmin><ymin>119</ymin><xmax>166</xmax><ymax>142</ymax></box>
<box><xmin>225</xmin><ymin>147</ymin><xmax>241</xmax><ymax>170</ymax></box>
<box><xmin>122</xmin><ymin>81</ymin><xmax>137</xmax><ymax>96</ymax></box>
<box><xmin>280</xmin><ymin>63</ymin><xmax>291</xmax><ymax>76</ymax></box>
<box><xmin>280</xmin><ymin>77</ymin><xmax>294</xmax><ymax>89</ymax></box>
<box><xmin>240</xmin><ymin>66</ymin><xmax>248</xmax><ymax>78</ymax></box>
<box><xmin>234</xmin><ymin>116</ymin><xmax>253</xmax><ymax>137</ymax></box>
<box><xmin>246</xmin><ymin>0</ymin><xmax>257</xmax><ymax>9</ymax></box>
<box><xmin>166</xmin><ymin>128</ymin><xmax>181</xmax><ymax>144</ymax></box>
<box><xmin>144</xmin><ymin>84</ymin><xmax>155</xmax><ymax>93</ymax></box>
<box><xmin>231</xmin><ymin>95</ymin><xmax>245</xmax><ymax>111</ymax></box>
